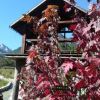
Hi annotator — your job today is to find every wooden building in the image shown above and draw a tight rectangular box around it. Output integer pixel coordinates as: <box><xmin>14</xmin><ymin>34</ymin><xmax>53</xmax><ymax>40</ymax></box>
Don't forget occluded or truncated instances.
<box><xmin>6</xmin><ymin>0</ymin><xmax>86</xmax><ymax>99</ymax></box>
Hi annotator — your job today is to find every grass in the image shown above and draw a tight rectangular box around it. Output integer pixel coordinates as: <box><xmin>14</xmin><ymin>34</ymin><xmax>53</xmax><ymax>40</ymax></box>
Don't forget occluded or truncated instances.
<box><xmin>0</xmin><ymin>67</ymin><xmax>15</xmax><ymax>79</ymax></box>
<box><xmin>0</xmin><ymin>80</ymin><xmax>8</xmax><ymax>88</ymax></box>
<box><xmin>0</xmin><ymin>67</ymin><xmax>14</xmax><ymax>99</ymax></box>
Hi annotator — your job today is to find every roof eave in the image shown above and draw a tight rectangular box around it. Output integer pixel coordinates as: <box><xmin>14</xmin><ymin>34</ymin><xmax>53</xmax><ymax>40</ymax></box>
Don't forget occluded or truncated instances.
<box><xmin>10</xmin><ymin>0</ymin><xmax>87</xmax><ymax>34</ymax></box>
<box><xmin>10</xmin><ymin>0</ymin><xmax>46</xmax><ymax>28</ymax></box>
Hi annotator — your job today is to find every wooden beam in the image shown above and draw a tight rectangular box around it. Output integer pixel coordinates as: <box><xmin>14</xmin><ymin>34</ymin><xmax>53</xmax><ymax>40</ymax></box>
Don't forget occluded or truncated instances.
<box><xmin>6</xmin><ymin>55</ymin><xmax>82</xmax><ymax>60</ymax></box>
<box><xmin>21</xmin><ymin>34</ymin><xmax>26</xmax><ymax>54</ymax></box>
<box><xmin>26</xmin><ymin>39</ymin><xmax>73</xmax><ymax>42</ymax></box>
<box><xmin>58</xmin><ymin>20</ymin><xmax>77</xmax><ymax>24</ymax></box>
<box><xmin>47</xmin><ymin>20</ymin><xmax>77</xmax><ymax>25</ymax></box>
<box><xmin>6</xmin><ymin>53</ymin><xmax>82</xmax><ymax>59</ymax></box>
<box><xmin>59</xmin><ymin>38</ymin><xmax>73</xmax><ymax>42</ymax></box>
<box><xmin>58</xmin><ymin>31</ymin><xmax>72</xmax><ymax>33</ymax></box>
<box><xmin>61</xmin><ymin>50</ymin><xmax>78</xmax><ymax>54</ymax></box>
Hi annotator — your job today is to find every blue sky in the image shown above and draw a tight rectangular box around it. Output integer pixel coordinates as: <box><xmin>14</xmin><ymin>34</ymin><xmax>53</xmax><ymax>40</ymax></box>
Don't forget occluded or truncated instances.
<box><xmin>0</xmin><ymin>0</ymin><xmax>96</xmax><ymax>50</ymax></box>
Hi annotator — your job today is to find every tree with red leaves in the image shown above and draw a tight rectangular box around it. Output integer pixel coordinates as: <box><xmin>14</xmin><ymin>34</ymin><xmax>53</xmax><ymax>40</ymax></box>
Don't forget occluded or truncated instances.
<box><xmin>18</xmin><ymin>1</ymin><xmax>100</xmax><ymax>100</ymax></box>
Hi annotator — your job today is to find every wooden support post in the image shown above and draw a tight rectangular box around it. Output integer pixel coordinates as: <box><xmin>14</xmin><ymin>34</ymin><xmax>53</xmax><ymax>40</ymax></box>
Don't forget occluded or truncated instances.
<box><xmin>11</xmin><ymin>59</ymin><xmax>25</xmax><ymax>100</ymax></box>
<box><xmin>11</xmin><ymin>66</ymin><xmax>20</xmax><ymax>100</ymax></box>
<box><xmin>64</xmin><ymin>33</ymin><xmax>66</xmax><ymax>38</ymax></box>
<box><xmin>21</xmin><ymin>34</ymin><xmax>26</xmax><ymax>54</ymax></box>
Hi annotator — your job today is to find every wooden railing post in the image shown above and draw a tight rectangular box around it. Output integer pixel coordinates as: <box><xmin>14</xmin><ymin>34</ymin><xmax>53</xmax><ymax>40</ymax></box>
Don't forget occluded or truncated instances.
<box><xmin>11</xmin><ymin>59</ymin><xmax>25</xmax><ymax>100</ymax></box>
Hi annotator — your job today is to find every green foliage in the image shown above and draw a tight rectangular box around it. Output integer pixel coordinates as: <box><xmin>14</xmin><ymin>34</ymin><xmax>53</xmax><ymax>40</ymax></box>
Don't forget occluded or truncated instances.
<box><xmin>0</xmin><ymin>80</ymin><xmax>8</xmax><ymax>88</ymax></box>
<box><xmin>59</xmin><ymin>42</ymin><xmax>77</xmax><ymax>53</ymax></box>
<box><xmin>0</xmin><ymin>67</ymin><xmax>14</xmax><ymax>79</ymax></box>
<box><xmin>0</xmin><ymin>56</ymin><xmax>15</xmax><ymax>67</ymax></box>
<box><xmin>0</xmin><ymin>47</ymin><xmax>20</xmax><ymax>67</ymax></box>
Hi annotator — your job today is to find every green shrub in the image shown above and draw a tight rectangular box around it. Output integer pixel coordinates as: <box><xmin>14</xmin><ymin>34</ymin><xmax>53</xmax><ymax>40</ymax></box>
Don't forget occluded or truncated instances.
<box><xmin>0</xmin><ymin>67</ymin><xmax>14</xmax><ymax>79</ymax></box>
<box><xmin>0</xmin><ymin>80</ymin><xmax>8</xmax><ymax>88</ymax></box>
<box><xmin>0</xmin><ymin>56</ymin><xmax>15</xmax><ymax>67</ymax></box>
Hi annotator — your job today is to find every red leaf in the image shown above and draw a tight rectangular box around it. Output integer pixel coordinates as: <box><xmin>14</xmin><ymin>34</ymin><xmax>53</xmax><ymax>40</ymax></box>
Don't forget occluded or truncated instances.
<box><xmin>75</xmin><ymin>80</ymin><xmax>87</xmax><ymax>89</ymax></box>
<box><xmin>69</xmin><ymin>24</ymin><xmax>77</xmax><ymax>31</ymax></box>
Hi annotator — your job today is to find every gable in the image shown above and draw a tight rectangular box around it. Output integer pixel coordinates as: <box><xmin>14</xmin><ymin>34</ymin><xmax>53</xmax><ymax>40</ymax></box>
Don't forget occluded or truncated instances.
<box><xmin>11</xmin><ymin>0</ymin><xmax>87</xmax><ymax>38</ymax></box>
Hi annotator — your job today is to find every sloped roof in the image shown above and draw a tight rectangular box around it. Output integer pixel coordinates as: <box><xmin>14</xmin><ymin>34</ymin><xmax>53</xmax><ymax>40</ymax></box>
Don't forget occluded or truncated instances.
<box><xmin>11</xmin><ymin>0</ymin><xmax>87</xmax><ymax>38</ymax></box>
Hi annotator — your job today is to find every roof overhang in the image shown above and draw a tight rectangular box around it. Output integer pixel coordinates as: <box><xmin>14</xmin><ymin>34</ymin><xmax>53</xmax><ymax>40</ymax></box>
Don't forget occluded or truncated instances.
<box><xmin>10</xmin><ymin>0</ymin><xmax>87</xmax><ymax>38</ymax></box>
